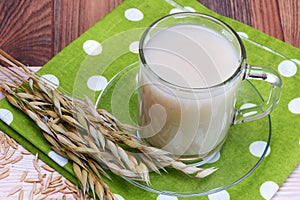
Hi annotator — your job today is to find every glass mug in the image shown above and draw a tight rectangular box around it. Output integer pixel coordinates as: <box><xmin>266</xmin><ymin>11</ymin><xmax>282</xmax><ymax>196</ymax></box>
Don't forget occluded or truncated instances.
<box><xmin>137</xmin><ymin>12</ymin><xmax>282</xmax><ymax>161</ymax></box>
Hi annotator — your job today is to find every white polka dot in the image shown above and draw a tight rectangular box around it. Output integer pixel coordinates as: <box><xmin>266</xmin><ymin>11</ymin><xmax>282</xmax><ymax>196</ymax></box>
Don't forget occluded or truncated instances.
<box><xmin>48</xmin><ymin>151</ymin><xmax>68</xmax><ymax>167</ymax></box>
<box><xmin>288</xmin><ymin>97</ymin><xmax>300</xmax><ymax>114</ymax></box>
<box><xmin>156</xmin><ymin>194</ymin><xmax>178</xmax><ymax>200</ymax></box>
<box><xmin>260</xmin><ymin>181</ymin><xmax>279</xmax><ymax>200</ymax></box>
<box><xmin>169</xmin><ymin>6</ymin><xmax>196</xmax><ymax>14</ymax></box>
<box><xmin>83</xmin><ymin>40</ymin><xmax>102</xmax><ymax>56</ymax></box>
<box><xmin>240</xmin><ymin>103</ymin><xmax>258</xmax><ymax>117</ymax></box>
<box><xmin>237</xmin><ymin>32</ymin><xmax>249</xmax><ymax>39</ymax></box>
<box><xmin>114</xmin><ymin>194</ymin><xmax>125</xmax><ymax>200</ymax></box>
<box><xmin>0</xmin><ymin>109</ymin><xmax>13</xmax><ymax>125</ymax></box>
<box><xmin>208</xmin><ymin>190</ymin><xmax>230</xmax><ymax>200</ymax></box>
<box><xmin>278</xmin><ymin>60</ymin><xmax>297</xmax><ymax>77</ymax></box>
<box><xmin>129</xmin><ymin>41</ymin><xmax>139</xmax><ymax>54</ymax></box>
<box><xmin>41</xmin><ymin>74</ymin><xmax>59</xmax><ymax>89</ymax></box>
<box><xmin>87</xmin><ymin>75</ymin><xmax>108</xmax><ymax>91</ymax></box>
<box><xmin>124</xmin><ymin>8</ymin><xmax>144</xmax><ymax>21</ymax></box>
<box><xmin>249</xmin><ymin>141</ymin><xmax>271</xmax><ymax>157</ymax></box>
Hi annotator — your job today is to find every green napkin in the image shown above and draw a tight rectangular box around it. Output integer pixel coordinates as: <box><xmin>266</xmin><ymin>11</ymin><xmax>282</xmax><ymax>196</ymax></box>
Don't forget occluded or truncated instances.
<box><xmin>1</xmin><ymin>0</ymin><xmax>300</xmax><ymax>199</ymax></box>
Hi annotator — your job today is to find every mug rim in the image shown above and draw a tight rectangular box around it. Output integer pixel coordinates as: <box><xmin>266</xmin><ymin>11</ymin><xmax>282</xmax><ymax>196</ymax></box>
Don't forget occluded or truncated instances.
<box><xmin>139</xmin><ymin>12</ymin><xmax>247</xmax><ymax>91</ymax></box>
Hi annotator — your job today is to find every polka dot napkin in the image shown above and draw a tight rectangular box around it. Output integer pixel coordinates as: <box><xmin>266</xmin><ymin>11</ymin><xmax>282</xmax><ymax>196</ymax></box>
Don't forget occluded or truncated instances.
<box><xmin>0</xmin><ymin>0</ymin><xmax>299</xmax><ymax>199</ymax></box>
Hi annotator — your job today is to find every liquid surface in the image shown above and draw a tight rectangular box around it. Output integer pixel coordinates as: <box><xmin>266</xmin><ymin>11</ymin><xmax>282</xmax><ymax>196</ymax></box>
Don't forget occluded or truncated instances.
<box><xmin>143</xmin><ymin>24</ymin><xmax>239</xmax><ymax>88</ymax></box>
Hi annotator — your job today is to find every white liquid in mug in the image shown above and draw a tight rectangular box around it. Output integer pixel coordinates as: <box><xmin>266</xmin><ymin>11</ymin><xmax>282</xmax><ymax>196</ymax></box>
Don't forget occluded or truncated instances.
<box><xmin>138</xmin><ymin>24</ymin><xmax>241</xmax><ymax>159</ymax></box>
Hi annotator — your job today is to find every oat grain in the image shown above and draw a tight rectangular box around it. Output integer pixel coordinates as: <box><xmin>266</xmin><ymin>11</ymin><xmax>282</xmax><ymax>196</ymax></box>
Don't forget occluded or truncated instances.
<box><xmin>7</xmin><ymin>186</ymin><xmax>22</xmax><ymax>196</ymax></box>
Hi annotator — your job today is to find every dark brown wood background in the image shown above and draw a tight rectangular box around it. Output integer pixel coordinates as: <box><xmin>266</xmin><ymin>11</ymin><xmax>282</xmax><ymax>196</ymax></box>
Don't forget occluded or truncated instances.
<box><xmin>0</xmin><ymin>0</ymin><xmax>299</xmax><ymax>66</ymax></box>
<box><xmin>0</xmin><ymin>0</ymin><xmax>122</xmax><ymax>65</ymax></box>
<box><xmin>200</xmin><ymin>0</ymin><xmax>300</xmax><ymax>47</ymax></box>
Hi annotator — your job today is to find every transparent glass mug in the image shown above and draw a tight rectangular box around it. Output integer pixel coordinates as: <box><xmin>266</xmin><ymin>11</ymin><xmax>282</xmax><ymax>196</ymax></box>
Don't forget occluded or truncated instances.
<box><xmin>137</xmin><ymin>12</ymin><xmax>282</xmax><ymax>161</ymax></box>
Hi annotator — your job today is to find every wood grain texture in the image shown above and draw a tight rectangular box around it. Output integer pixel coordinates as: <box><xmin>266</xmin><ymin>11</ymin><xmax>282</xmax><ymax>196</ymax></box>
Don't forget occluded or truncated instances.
<box><xmin>277</xmin><ymin>0</ymin><xmax>300</xmax><ymax>47</ymax></box>
<box><xmin>53</xmin><ymin>0</ymin><xmax>123</xmax><ymax>55</ymax></box>
<box><xmin>0</xmin><ymin>0</ymin><xmax>123</xmax><ymax>66</ymax></box>
<box><xmin>53</xmin><ymin>0</ymin><xmax>81</xmax><ymax>55</ymax></box>
<box><xmin>249</xmin><ymin>0</ymin><xmax>284</xmax><ymax>41</ymax></box>
<box><xmin>199</xmin><ymin>0</ymin><xmax>300</xmax><ymax>48</ymax></box>
<box><xmin>0</xmin><ymin>0</ymin><xmax>53</xmax><ymax>65</ymax></box>
<box><xmin>199</xmin><ymin>0</ymin><xmax>252</xmax><ymax>26</ymax></box>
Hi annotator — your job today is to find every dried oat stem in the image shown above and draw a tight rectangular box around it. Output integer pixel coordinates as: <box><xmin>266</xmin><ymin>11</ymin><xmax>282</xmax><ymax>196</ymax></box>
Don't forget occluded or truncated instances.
<box><xmin>0</xmin><ymin>49</ymin><xmax>217</xmax><ymax>200</ymax></box>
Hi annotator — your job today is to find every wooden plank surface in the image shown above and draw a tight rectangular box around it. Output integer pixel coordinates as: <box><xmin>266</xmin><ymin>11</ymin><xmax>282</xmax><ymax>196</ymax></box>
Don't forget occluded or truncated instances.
<box><xmin>249</xmin><ymin>0</ymin><xmax>284</xmax><ymax>41</ymax></box>
<box><xmin>199</xmin><ymin>0</ymin><xmax>253</xmax><ymax>26</ymax></box>
<box><xmin>277</xmin><ymin>0</ymin><xmax>300</xmax><ymax>46</ymax></box>
<box><xmin>0</xmin><ymin>0</ymin><xmax>123</xmax><ymax>66</ymax></box>
<box><xmin>199</xmin><ymin>0</ymin><xmax>299</xmax><ymax>48</ymax></box>
<box><xmin>53</xmin><ymin>0</ymin><xmax>122</xmax><ymax>54</ymax></box>
<box><xmin>0</xmin><ymin>0</ymin><xmax>53</xmax><ymax>65</ymax></box>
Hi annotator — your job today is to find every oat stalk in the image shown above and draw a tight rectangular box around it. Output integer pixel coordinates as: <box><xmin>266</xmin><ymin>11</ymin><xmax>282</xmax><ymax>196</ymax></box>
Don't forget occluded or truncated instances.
<box><xmin>0</xmin><ymin>49</ymin><xmax>217</xmax><ymax>200</ymax></box>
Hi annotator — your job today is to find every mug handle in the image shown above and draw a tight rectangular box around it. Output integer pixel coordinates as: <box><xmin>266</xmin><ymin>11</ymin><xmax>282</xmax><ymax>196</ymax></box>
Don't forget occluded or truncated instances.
<box><xmin>233</xmin><ymin>64</ymin><xmax>282</xmax><ymax>124</ymax></box>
